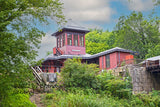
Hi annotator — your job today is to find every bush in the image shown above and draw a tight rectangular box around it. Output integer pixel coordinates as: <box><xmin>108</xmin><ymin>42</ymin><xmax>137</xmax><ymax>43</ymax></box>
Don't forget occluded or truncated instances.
<box><xmin>96</xmin><ymin>71</ymin><xmax>115</xmax><ymax>91</ymax></box>
<box><xmin>106</xmin><ymin>79</ymin><xmax>132</xmax><ymax>99</ymax></box>
<box><xmin>135</xmin><ymin>90</ymin><xmax>160</xmax><ymax>107</ymax></box>
<box><xmin>60</xmin><ymin>58</ymin><xmax>133</xmax><ymax>99</ymax></box>
<box><xmin>60</xmin><ymin>58</ymin><xmax>99</xmax><ymax>89</ymax></box>
<box><xmin>0</xmin><ymin>94</ymin><xmax>36</xmax><ymax>107</ymax></box>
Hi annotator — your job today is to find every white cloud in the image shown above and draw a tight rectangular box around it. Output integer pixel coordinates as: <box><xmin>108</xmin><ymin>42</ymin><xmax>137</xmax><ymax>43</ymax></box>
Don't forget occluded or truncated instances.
<box><xmin>62</xmin><ymin>0</ymin><xmax>115</xmax><ymax>22</ymax></box>
<box><xmin>36</xmin><ymin>32</ymin><xmax>56</xmax><ymax>60</ymax></box>
<box><xmin>124</xmin><ymin>0</ymin><xmax>154</xmax><ymax>11</ymax></box>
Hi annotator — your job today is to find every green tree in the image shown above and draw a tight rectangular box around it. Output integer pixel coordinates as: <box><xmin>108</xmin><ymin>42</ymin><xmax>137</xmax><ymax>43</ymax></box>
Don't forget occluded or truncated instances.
<box><xmin>0</xmin><ymin>0</ymin><xmax>65</xmax><ymax>102</ymax></box>
<box><xmin>145</xmin><ymin>44</ymin><xmax>160</xmax><ymax>58</ymax></box>
<box><xmin>153</xmin><ymin>0</ymin><xmax>160</xmax><ymax>5</ymax></box>
<box><xmin>114</xmin><ymin>12</ymin><xmax>160</xmax><ymax>59</ymax></box>
<box><xmin>85</xmin><ymin>30</ymin><xmax>116</xmax><ymax>54</ymax></box>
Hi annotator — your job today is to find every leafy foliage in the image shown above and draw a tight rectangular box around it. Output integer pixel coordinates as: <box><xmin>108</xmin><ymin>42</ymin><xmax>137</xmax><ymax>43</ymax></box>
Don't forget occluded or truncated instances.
<box><xmin>42</xmin><ymin>89</ymin><xmax>125</xmax><ymax>107</ymax></box>
<box><xmin>85</xmin><ymin>30</ymin><xmax>116</xmax><ymax>54</ymax></box>
<box><xmin>60</xmin><ymin>59</ymin><xmax>133</xmax><ymax>98</ymax></box>
<box><xmin>1</xmin><ymin>94</ymin><xmax>36</xmax><ymax>107</ymax></box>
<box><xmin>42</xmin><ymin>59</ymin><xmax>160</xmax><ymax>107</ymax></box>
<box><xmin>145</xmin><ymin>44</ymin><xmax>160</xmax><ymax>58</ymax></box>
<box><xmin>114</xmin><ymin>12</ymin><xmax>160</xmax><ymax>59</ymax></box>
<box><xmin>86</xmin><ymin>12</ymin><xmax>160</xmax><ymax>59</ymax></box>
<box><xmin>106</xmin><ymin>79</ymin><xmax>132</xmax><ymax>99</ymax></box>
<box><xmin>60</xmin><ymin>58</ymin><xmax>99</xmax><ymax>89</ymax></box>
<box><xmin>0</xmin><ymin>0</ymin><xmax>65</xmax><ymax>105</ymax></box>
<box><xmin>42</xmin><ymin>88</ymin><xmax>160</xmax><ymax>107</ymax></box>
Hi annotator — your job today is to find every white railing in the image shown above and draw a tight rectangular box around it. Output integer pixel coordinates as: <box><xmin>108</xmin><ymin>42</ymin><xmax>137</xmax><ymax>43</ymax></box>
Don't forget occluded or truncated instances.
<box><xmin>31</xmin><ymin>66</ymin><xmax>57</xmax><ymax>86</ymax></box>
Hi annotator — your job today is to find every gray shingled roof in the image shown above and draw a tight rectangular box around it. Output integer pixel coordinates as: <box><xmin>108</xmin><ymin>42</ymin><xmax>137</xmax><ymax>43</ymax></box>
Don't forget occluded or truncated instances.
<box><xmin>140</xmin><ymin>55</ymin><xmax>160</xmax><ymax>64</ymax></box>
<box><xmin>43</xmin><ymin>47</ymin><xmax>134</xmax><ymax>62</ymax></box>
<box><xmin>146</xmin><ymin>55</ymin><xmax>160</xmax><ymax>61</ymax></box>
<box><xmin>89</xmin><ymin>47</ymin><xmax>133</xmax><ymax>58</ymax></box>
<box><xmin>43</xmin><ymin>54</ymin><xmax>92</xmax><ymax>62</ymax></box>
<box><xmin>52</xmin><ymin>19</ymin><xmax>90</xmax><ymax>36</ymax></box>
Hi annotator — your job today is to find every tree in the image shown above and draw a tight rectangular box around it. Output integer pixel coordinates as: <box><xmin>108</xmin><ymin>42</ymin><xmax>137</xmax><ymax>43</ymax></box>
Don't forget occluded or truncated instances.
<box><xmin>128</xmin><ymin>0</ymin><xmax>160</xmax><ymax>5</ymax></box>
<box><xmin>145</xmin><ymin>44</ymin><xmax>160</xmax><ymax>58</ymax></box>
<box><xmin>85</xmin><ymin>30</ymin><xmax>116</xmax><ymax>54</ymax></box>
<box><xmin>114</xmin><ymin>12</ymin><xmax>160</xmax><ymax>59</ymax></box>
<box><xmin>153</xmin><ymin>0</ymin><xmax>160</xmax><ymax>5</ymax></box>
<box><xmin>0</xmin><ymin>0</ymin><xmax>65</xmax><ymax>102</ymax></box>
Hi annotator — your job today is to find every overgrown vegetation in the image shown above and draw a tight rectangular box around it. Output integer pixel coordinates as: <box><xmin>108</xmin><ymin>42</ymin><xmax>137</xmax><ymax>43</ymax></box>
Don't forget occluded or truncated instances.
<box><xmin>60</xmin><ymin>58</ymin><xmax>99</xmax><ymax>89</ymax></box>
<box><xmin>42</xmin><ymin>59</ymin><xmax>160</xmax><ymax>107</ymax></box>
<box><xmin>0</xmin><ymin>0</ymin><xmax>64</xmax><ymax>106</ymax></box>
<box><xmin>1</xmin><ymin>0</ymin><xmax>160</xmax><ymax>106</ymax></box>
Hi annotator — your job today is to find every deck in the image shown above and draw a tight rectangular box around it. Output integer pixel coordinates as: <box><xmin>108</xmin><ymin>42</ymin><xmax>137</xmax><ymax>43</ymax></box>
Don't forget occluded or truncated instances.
<box><xmin>145</xmin><ymin>60</ymin><xmax>160</xmax><ymax>73</ymax></box>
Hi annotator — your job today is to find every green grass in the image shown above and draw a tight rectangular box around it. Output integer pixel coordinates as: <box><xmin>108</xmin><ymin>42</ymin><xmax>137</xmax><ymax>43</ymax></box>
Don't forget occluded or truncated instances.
<box><xmin>41</xmin><ymin>88</ymin><xmax>160</xmax><ymax>107</ymax></box>
<box><xmin>42</xmin><ymin>89</ymin><xmax>124</xmax><ymax>107</ymax></box>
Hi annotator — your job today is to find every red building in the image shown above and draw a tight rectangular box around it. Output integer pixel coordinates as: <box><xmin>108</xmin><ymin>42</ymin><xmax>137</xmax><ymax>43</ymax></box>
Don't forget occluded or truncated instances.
<box><xmin>42</xmin><ymin>20</ymin><xmax>134</xmax><ymax>73</ymax></box>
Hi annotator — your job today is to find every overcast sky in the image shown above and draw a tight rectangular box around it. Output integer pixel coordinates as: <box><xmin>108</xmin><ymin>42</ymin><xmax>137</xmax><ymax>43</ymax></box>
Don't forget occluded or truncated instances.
<box><xmin>36</xmin><ymin>0</ymin><xmax>160</xmax><ymax>60</ymax></box>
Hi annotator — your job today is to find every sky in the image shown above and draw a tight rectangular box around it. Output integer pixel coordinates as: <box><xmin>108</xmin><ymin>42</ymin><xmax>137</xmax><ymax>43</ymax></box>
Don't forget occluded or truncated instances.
<box><xmin>36</xmin><ymin>0</ymin><xmax>160</xmax><ymax>60</ymax></box>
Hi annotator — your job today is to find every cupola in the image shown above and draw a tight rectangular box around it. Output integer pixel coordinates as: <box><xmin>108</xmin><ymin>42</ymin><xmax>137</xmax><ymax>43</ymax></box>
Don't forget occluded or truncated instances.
<box><xmin>52</xmin><ymin>19</ymin><xmax>90</xmax><ymax>55</ymax></box>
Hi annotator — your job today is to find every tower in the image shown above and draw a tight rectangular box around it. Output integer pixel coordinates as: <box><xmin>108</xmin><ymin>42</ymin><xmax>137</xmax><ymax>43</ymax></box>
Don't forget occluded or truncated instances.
<box><xmin>52</xmin><ymin>19</ymin><xmax>89</xmax><ymax>55</ymax></box>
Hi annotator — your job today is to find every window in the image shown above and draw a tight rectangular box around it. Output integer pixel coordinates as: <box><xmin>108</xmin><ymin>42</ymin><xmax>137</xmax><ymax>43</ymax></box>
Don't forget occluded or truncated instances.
<box><xmin>62</xmin><ymin>34</ymin><xmax>65</xmax><ymax>46</ymax></box>
<box><xmin>67</xmin><ymin>33</ymin><xmax>72</xmax><ymax>45</ymax></box>
<box><xmin>74</xmin><ymin>34</ymin><xmax>78</xmax><ymax>46</ymax></box>
<box><xmin>79</xmin><ymin>34</ymin><xmax>84</xmax><ymax>46</ymax></box>
<box><xmin>57</xmin><ymin>37</ymin><xmax>59</xmax><ymax>48</ymax></box>
<box><xmin>60</xmin><ymin>35</ymin><xmax>62</xmax><ymax>47</ymax></box>
<box><xmin>106</xmin><ymin>55</ymin><xmax>110</xmax><ymax>68</ymax></box>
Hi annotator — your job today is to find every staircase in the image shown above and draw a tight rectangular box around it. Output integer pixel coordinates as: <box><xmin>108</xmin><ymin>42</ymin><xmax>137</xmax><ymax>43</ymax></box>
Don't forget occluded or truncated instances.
<box><xmin>31</xmin><ymin>66</ymin><xmax>57</xmax><ymax>90</ymax></box>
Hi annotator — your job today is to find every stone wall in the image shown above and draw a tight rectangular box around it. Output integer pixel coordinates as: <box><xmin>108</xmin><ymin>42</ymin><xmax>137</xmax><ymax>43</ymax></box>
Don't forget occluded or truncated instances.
<box><xmin>113</xmin><ymin>65</ymin><xmax>160</xmax><ymax>94</ymax></box>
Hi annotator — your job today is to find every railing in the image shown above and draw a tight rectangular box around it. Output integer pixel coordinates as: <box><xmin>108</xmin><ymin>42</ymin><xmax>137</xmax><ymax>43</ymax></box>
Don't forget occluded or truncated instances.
<box><xmin>144</xmin><ymin>60</ymin><xmax>160</xmax><ymax>72</ymax></box>
<box><xmin>53</xmin><ymin>47</ymin><xmax>63</xmax><ymax>56</ymax></box>
<box><xmin>31</xmin><ymin>66</ymin><xmax>57</xmax><ymax>86</ymax></box>
<box><xmin>31</xmin><ymin>66</ymin><xmax>42</xmax><ymax>86</ymax></box>
<box><xmin>111</xmin><ymin>59</ymin><xmax>145</xmax><ymax>71</ymax></box>
<box><xmin>118</xmin><ymin>59</ymin><xmax>145</xmax><ymax>66</ymax></box>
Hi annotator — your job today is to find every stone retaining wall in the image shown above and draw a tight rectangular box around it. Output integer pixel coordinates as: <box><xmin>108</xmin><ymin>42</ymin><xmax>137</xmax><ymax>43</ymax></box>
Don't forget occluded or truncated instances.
<box><xmin>113</xmin><ymin>65</ymin><xmax>160</xmax><ymax>94</ymax></box>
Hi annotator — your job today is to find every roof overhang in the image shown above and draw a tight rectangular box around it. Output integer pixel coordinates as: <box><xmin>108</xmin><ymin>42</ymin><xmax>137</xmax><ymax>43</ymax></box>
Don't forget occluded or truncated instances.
<box><xmin>43</xmin><ymin>47</ymin><xmax>135</xmax><ymax>62</ymax></box>
<box><xmin>52</xmin><ymin>27</ymin><xmax>90</xmax><ymax>37</ymax></box>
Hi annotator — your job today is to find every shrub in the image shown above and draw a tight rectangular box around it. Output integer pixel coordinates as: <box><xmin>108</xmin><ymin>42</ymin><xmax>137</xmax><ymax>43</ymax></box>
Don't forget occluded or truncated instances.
<box><xmin>60</xmin><ymin>58</ymin><xmax>99</xmax><ymax>89</ymax></box>
<box><xmin>0</xmin><ymin>94</ymin><xmax>36</xmax><ymax>107</ymax></box>
<box><xmin>96</xmin><ymin>71</ymin><xmax>115</xmax><ymax>91</ymax></box>
<box><xmin>135</xmin><ymin>90</ymin><xmax>160</xmax><ymax>107</ymax></box>
<box><xmin>106</xmin><ymin>79</ymin><xmax>132</xmax><ymax>99</ymax></box>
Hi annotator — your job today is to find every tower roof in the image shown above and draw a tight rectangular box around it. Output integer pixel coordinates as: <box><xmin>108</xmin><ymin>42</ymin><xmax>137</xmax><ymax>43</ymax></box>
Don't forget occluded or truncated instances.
<box><xmin>52</xmin><ymin>19</ymin><xmax>90</xmax><ymax>36</ymax></box>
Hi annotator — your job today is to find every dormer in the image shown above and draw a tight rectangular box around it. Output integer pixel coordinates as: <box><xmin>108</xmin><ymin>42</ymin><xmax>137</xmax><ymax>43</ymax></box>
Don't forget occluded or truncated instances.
<box><xmin>52</xmin><ymin>19</ymin><xmax>90</xmax><ymax>55</ymax></box>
